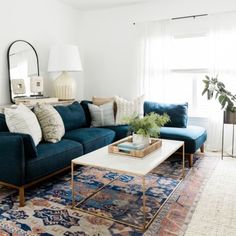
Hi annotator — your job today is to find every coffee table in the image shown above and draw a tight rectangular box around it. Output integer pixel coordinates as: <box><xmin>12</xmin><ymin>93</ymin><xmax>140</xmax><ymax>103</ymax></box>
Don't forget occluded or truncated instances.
<box><xmin>71</xmin><ymin>138</ymin><xmax>185</xmax><ymax>231</ymax></box>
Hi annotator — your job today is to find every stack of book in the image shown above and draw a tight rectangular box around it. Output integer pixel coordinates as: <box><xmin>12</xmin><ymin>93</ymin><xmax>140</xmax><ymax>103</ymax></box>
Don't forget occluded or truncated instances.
<box><xmin>117</xmin><ymin>142</ymin><xmax>146</xmax><ymax>153</ymax></box>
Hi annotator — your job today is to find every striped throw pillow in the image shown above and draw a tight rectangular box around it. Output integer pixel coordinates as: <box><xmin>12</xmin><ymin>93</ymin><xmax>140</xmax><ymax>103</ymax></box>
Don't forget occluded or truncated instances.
<box><xmin>4</xmin><ymin>103</ymin><xmax>42</xmax><ymax>146</ymax></box>
<box><xmin>115</xmin><ymin>95</ymin><xmax>144</xmax><ymax>125</ymax></box>
<box><xmin>88</xmin><ymin>102</ymin><xmax>115</xmax><ymax>127</ymax></box>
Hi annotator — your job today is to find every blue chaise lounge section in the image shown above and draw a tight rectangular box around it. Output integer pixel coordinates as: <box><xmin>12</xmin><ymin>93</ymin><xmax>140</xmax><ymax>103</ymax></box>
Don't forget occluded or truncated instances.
<box><xmin>81</xmin><ymin>100</ymin><xmax>207</xmax><ymax>166</ymax></box>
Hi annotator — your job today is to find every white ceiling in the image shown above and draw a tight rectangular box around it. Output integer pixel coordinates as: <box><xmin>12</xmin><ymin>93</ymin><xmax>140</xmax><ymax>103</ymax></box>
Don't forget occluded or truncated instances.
<box><xmin>59</xmin><ymin>0</ymin><xmax>155</xmax><ymax>11</ymax></box>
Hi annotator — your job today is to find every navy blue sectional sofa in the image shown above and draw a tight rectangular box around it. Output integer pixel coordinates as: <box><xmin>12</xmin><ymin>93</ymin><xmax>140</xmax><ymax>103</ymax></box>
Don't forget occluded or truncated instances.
<box><xmin>0</xmin><ymin>101</ymin><xmax>206</xmax><ymax>206</ymax></box>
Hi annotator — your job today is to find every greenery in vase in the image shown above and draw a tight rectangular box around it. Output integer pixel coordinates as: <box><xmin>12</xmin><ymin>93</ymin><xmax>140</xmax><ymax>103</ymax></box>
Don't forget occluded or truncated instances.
<box><xmin>202</xmin><ymin>75</ymin><xmax>236</xmax><ymax>112</ymax></box>
<box><xmin>124</xmin><ymin>112</ymin><xmax>170</xmax><ymax>138</ymax></box>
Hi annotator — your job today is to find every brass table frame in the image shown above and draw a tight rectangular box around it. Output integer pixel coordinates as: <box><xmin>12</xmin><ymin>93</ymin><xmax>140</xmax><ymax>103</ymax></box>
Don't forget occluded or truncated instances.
<box><xmin>71</xmin><ymin>144</ymin><xmax>185</xmax><ymax>232</ymax></box>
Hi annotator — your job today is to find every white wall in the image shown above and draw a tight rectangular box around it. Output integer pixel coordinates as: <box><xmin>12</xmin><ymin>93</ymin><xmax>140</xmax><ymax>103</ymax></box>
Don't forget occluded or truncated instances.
<box><xmin>1</xmin><ymin>0</ymin><xmax>236</xmax><ymax>104</ymax></box>
<box><xmin>0</xmin><ymin>0</ymin><xmax>84</xmax><ymax>105</ymax></box>
<box><xmin>82</xmin><ymin>0</ymin><xmax>236</xmax><ymax>100</ymax></box>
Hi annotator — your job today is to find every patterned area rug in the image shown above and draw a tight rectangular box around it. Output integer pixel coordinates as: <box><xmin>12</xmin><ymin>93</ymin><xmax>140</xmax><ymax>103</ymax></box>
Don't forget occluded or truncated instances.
<box><xmin>0</xmin><ymin>154</ymin><xmax>218</xmax><ymax>236</ymax></box>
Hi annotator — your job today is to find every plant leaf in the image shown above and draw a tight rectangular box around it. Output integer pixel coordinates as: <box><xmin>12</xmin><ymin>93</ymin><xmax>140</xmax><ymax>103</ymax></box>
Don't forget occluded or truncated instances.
<box><xmin>202</xmin><ymin>88</ymin><xmax>208</xmax><ymax>96</ymax></box>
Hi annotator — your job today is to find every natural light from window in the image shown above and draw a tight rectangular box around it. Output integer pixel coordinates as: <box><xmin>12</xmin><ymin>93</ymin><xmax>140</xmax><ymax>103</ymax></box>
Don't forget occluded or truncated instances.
<box><xmin>166</xmin><ymin>35</ymin><xmax>210</xmax><ymax>116</ymax></box>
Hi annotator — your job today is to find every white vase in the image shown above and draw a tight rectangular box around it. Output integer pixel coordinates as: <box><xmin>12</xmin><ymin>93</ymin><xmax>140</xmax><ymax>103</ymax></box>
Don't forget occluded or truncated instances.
<box><xmin>132</xmin><ymin>133</ymin><xmax>150</xmax><ymax>147</ymax></box>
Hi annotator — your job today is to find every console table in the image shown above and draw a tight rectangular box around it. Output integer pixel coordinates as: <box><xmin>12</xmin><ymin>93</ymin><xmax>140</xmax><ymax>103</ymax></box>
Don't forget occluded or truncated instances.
<box><xmin>0</xmin><ymin>99</ymin><xmax>75</xmax><ymax>113</ymax></box>
<box><xmin>14</xmin><ymin>97</ymin><xmax>59</xmax><ymax>105</ymax></box>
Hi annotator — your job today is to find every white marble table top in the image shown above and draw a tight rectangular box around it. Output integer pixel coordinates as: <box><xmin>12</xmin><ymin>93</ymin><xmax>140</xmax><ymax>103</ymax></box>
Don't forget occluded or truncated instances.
<box><xmin>72</xmin><ymin>139</ymin><xmax>184</xmax><ymax>176</ymax></box>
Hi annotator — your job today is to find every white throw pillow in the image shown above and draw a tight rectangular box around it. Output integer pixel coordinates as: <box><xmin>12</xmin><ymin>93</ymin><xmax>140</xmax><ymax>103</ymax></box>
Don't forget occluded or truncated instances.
<box><xmin>34</xmin><ymin>104</ymin><xmax>65</xmax><ymax>143</ymax></box>
<box><xmin>88</xmin><ymin>102</ymin><xmax>115</xmax><ymax>127</ymax></box>
<box><xmin>115</xmin><ymin>95</ymin><xmax>144</xmax><ymax>125</ymax></box>
<box><xmin>4</xmin><ymin>103</ymin><xmax>42</xmax><ymax>146</ymax></box>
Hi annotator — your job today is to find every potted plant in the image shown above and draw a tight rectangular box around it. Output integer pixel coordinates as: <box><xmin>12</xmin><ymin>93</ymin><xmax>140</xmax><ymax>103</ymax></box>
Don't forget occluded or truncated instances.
<box><xmin>202</xmin><ymin>75</ymin><xmax>236</xmax><ymax>123</ymax></box>
<box><xmin>124</xmin><ymin>112</ymin><xmax>170</xmax><ymax>147</ymax></box>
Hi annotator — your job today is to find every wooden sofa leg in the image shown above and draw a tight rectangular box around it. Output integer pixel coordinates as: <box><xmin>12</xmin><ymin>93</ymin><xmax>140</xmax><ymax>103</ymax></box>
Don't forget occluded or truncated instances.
<box><xmin>19</xmin><ymin>187</ymin><xmax>25</xmax><ymax>207</ymax></box>
<box><xmin>189</xmin><ymin>154</ymin><xmax>193</xmax><ymax>167</ymax></box>
<box><xmin>200</xmin><ymin>144</ymin><xmax>205</xmax><ymax>153</ymax></box>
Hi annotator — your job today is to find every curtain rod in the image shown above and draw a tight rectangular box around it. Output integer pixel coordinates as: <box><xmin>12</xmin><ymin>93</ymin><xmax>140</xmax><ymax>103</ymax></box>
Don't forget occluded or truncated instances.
<box><xmin>171</xmin><ymin>14</ymin><xmax>208</xmax><ymax>20</ymax></box>
<box><xmin>133</xmin><ymin>13</ymin><xmax>208</xmax><ymax>25</ymax></box>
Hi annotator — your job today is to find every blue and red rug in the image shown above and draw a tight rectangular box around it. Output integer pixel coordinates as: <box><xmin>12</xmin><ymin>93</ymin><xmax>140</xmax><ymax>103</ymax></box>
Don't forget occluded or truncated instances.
<box><xmin>0</xmin><ymin>154</ymin><xmax>218</xmax><ymax>236</ymax></box>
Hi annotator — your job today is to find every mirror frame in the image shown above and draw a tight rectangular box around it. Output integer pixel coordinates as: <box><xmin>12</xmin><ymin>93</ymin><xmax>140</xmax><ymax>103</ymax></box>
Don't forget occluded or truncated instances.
<box><xmin>7</xmin><ymin>40</ymin><xmax>40</xmax><ymax>103</ymax></box>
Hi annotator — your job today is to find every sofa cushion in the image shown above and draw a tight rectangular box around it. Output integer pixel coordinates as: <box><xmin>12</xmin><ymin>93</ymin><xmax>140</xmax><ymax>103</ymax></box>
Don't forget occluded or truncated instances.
<box><xmin>144</xmin><ymin>101</ymin><xmax>188</xmax><ymax>128</ymax></box>
<box><xmin>101</xmin><ymin>125</ymin><xmax>130</xmax><ymax>141</ymax></box>
<box><xmin>64</xmin><ymin>128</ymin><xmax>115</xmax><ymax>154</ymax></box>
<box><xmin>55</xmin><ymin>102</ymin><xmax>87</xmax><ymax>131</ymax></box>
<box><xmin>25</xmin><ymin>139</ymin><xmax>83</xmax><ymax>183</ymax></box>
<box><xmin>160</xmin><ymin>126</ymin><xmax>207</xmax><ymax>153</ymax></box>
<box><xmin>0</xmin><ymin>113</ymin><xmax>9</xmax><ymax>132</ymax></box>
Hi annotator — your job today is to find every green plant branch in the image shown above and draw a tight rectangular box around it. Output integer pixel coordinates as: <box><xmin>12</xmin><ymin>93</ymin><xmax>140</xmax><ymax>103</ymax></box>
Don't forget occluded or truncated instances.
<box><xmin>123</xmin><ymin>112</ymin><xmax>170</xmax><ymax>138</ymax></box>
<box><xmin>202</xmin><ymin>75</ymin><xmax>236</xmax><ymax>112</ymax></box>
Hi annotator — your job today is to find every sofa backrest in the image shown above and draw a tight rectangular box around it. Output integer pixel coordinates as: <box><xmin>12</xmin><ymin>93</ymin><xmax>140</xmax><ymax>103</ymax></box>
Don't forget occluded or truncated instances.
<box><xmin>80</xmin><ymin>100</ymin><xmax>188</xmax><ymax>128</ymax></box>
<box><xmin>80</xmin><ymin>100</ymin><xmax>92</xmax><ymax>126</ymax></box>
<box><xmin>144</xmin><ymin>101</ymin><xmax>188</xmax><ymax>128</ymax></box>
<box><xmin>0</xmin><ymin>113</ymin><xmax>9</xmax><ymax>132</ymax></box>
<box><xmin>54</xmin><ymin>101</ymin><xmax>88</xmax><ymax>131</ymax></box>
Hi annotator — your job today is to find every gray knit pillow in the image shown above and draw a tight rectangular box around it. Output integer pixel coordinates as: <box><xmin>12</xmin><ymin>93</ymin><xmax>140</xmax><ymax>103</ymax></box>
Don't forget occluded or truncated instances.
<box><xmin>34</xmin><ymin>104</ymin><xmax>65</xmax><ymax>143</ymax></box>
<box><xmin>88</xmin><ymin>102</ymin><xmax>115</xmax><ymax>127</ymax></box>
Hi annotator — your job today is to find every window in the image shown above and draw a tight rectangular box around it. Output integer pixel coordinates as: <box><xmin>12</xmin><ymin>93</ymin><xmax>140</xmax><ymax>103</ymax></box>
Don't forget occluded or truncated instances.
<box><xmin>140</xmin><ymin>13</ymin><xmax>236</xmax><ymax>151</ymax></box>
<box><xmin>166</xmin><ymin>34</ymin><xmax>210</xmax><ymax>116</ymax></box>
<box><xmin>141</xmin><ymin>15</ymin><xmax>236</xmax><ymax>117</ymax></box>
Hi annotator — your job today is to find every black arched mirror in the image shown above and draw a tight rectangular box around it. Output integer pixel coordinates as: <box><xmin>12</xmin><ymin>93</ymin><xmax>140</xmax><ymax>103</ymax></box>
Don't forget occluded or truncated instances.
<box><xmin>7</xmin><ymin>40</ymin><xmax>41</xmax><ymax>103</ymax></box>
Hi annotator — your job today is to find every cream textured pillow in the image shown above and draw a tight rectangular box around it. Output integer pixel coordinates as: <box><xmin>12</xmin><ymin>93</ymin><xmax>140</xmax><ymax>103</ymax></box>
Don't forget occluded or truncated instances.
<box><xmin>88</xmin><ymin>102</ymin><xmax>115</xmax><ymax>127</ymax></box>
<box><xmin>4</xmin><ymin>103</ymin><xmax>42</xmax><ymax>146</ymax></box>
<box><xmin>115</xmin><ymin>95</ymin><xmax>144</xmax><ymax>125</ymax></box>
<box><xmin>34</xmin><ymin>104</ymin><xmax>65</xmax><ymax>143</ymax></box>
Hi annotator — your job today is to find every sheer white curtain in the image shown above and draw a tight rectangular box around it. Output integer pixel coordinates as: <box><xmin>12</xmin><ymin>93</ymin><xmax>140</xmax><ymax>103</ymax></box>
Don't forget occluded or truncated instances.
<box><xmin>205</xmin><ymin>15</ymin><xmax>224</xmax><ymax>151</ymax></box>
<box><xmin>138</xmin><ymin>20</ymin><xmax>172</xmax><ymax>102</ymax></box>
<box><xmin>208</xmin><ymin>12</ymin><xmax>236</xmax><ymax>154</ymax></box>
<box><xmin>137</xmin><ymin>12</ymin><xmax>236</xmax><ymax>153</ymax></box>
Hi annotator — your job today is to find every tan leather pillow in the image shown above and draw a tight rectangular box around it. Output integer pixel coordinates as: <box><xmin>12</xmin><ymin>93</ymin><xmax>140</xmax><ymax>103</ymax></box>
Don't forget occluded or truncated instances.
<box><xmin>92</xmin><ymin>96</ymin><xmax>114</xmax><ymax>106</ymax></box>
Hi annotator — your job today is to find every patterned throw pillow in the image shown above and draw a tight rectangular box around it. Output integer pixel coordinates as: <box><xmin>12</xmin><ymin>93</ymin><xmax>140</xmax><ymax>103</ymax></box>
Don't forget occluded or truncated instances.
<box><xmin>34</xmin><ymin>104</ymin><xmax>65</xmax><ymax>143</ymax></box>
<box><xmin>88</xmin><ymin>102</ymin><xmax>115</xmax><ymax>127</ymax></box>
<box><xmin>115</xmin><ymin>95</ymin><xmax>145</xmax><ymax>125</ymax></box>
<box><xmin>4</xmin><ymin>103</ymin><xmax>42</xmax><ymax>146</ymax></box>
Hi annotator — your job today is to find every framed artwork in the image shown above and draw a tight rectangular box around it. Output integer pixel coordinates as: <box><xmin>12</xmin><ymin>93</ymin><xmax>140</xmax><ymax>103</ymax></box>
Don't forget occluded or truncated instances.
<box><xmin>12</xmin><ymin>79</ymin><xmax>26</xmax><ymax>95</ymax></box>
<box><xmin>30</xmin><ymin>76</ymin><xmax>43</xmax><ymax>93</ymax></box>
